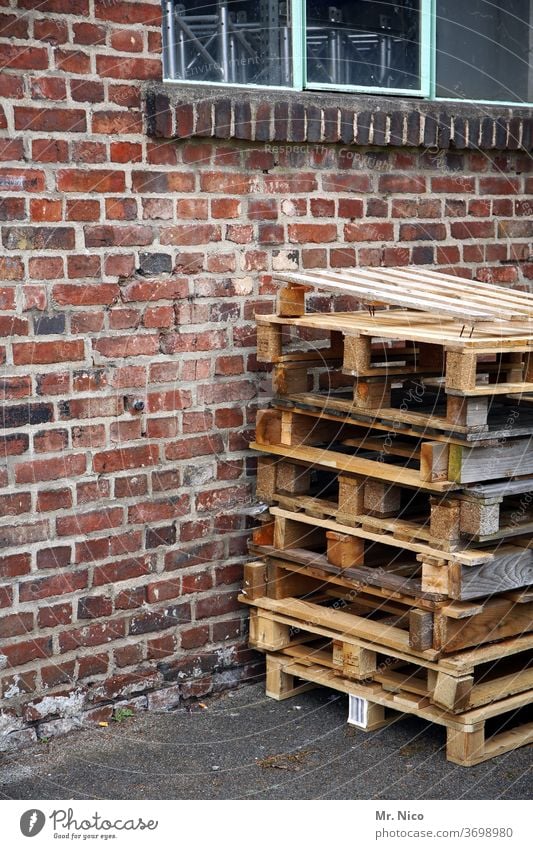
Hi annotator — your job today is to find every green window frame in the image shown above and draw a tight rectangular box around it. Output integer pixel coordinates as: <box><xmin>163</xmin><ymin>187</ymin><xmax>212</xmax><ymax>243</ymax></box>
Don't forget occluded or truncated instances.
<box><xmin>162</xmin><ymin>1</ymin><xmax>533</xmax><ymax>107</ymax></box>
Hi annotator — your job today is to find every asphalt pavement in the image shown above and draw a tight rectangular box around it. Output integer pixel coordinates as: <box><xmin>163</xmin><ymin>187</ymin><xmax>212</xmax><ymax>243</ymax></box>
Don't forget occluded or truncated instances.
<box><xmin>1</xmin><ymin>683</ymin><xmax>531</xmax><ymax>800</ymax></box>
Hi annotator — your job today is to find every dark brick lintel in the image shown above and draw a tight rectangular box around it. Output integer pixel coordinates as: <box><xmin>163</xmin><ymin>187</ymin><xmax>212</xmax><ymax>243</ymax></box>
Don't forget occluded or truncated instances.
<box><xmin>145</xmin><ymin>85</ymin><xmax>533</xmax><ymax>151</ymax></box>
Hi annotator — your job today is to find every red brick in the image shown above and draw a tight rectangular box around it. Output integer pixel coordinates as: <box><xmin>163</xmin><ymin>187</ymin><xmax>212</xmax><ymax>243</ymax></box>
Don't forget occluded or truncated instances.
<box><xmin>0</xmin><ymin>262</ymin><xmax>22</xmax><ymax>283</ymax></box>
<box><xmin>173</xmin><ymin>200</ymin><xmax>206</xmax><ymax>222</ymax></box>
<box><xmin>400</xmin><ymin>223</ymin><xmax>446</xmax><ymax>241</ymax></box>
<box><xmin>41</xmin><ymin>660</ymin><xmax>75</xmax><ymax>686</ymax></box>
<box><xmin>32</xmin><ymin>139</ymin><xmax>69</xmax><ymax>163</ymax></box>
<box><xmin>111</xmin><ymin>29</ymin><xmax>144</xmax><ymax>52</ymax></box>
<box><xmin>107</xmin><ymin>309</ymin><xmax>140</xmax><ymax>332</ymax></box>
<box><xmin>57</xmin><ymin>169</ymin><xmax>125</xmax><ymax>193</ymax></box>
<box><xmin>432</xmin><ymin>176</ymin><xmax>475</xmax><ymax>193</ymax></box>
<box><xmin>0</xmin><ymin>553</ymin><xmax>31</xmax><ymax>578</ymax></box>
<box><xmin>104</xmin><ymin>254</ymin><xmax>136</xmax><ymax>277</ymax></box>
<box><xmin>105</xmin><ymin>198</ymin><xmax>138</xmax><ymax>221</ymax></box>
<box><xmin>111</xmin><ymin>142</ymin><xmax>143</xmax><ymax>163</ymax></box>
<box><xmin>71</xmin><ymin>140</ymin><xmax>107</xmax><ymax>163</ymax></box>
<box><xmin>0</xmin><ymin>12</ymin><xmax>29</xmax><ymax>38</ymax></box>
<box><xmin>36</xmin><ymin>371</ymin><xmax>70</xmax><ymax>395</ymax></box>
<box><xmin>28</xmin><ymin>257</ymin><xmax>62</xmax><ymax>280</ymax></box>
<box><xmin>15</xmin><ymin>453</ymin><xmax>86</xmax><ymax>484</ymax></box>
<box><xmin>71</xmin><ymin>79</ymin><xmax>105</xmax><ymax>103</ymax></box>
<box><xmin>14</xmin><ymin>107</ymin><xmax>86</xmax><ymax>133</ymax></box>
<box><xmin>344</xmin><ymin>222</ymin><xmax>394</xmax><ymax>242</ymax></box>
<box><xmin>182</xmin><ymin>572</ymin><xmax>212</xmax><ymax>594</ymax></box>
<box><xmin>56</xmin><ymin>507</ymin><xmax>123</xmax><ymax>537</ymax></box>
<box><xmin>146</xmin><ymin>579</ymin><xmax>181</xmax><ymax>604</ymax></box>
<box><xmin>67</xmin><ymin>254</ymin><xmax>101</xmax><ymax>278</ymax></box>
<box><xmin>211</xmin><ymin>198</ymin><xmax>241</xmax><ymax>218</ymax></box>
<box><xmin>0</xmin><ymin>433</ymin><xmax>29</xmax><ymax>456</ymax></box>
<box><xmin>30</xmin><ymin>76</ymin><xmax>67</xmax><ymax>101</ymax></box>
<box><xmin>34</xmin><ymin>429</ymin><xmax>69</xmax><ymax>453</ymax></box>
<box><xmin>78</xmin><ymin>595</ymin><xmax>113</xmax><ymax>619</ymax></box>
<box><xmin>3</xmin><ymin>637</ymin><xmax>53</xmax><ymax>668</ymax></box>
<box><xmin>54</xmin><ymin>49</ymin><xmax>91</xmax><ymax>75</ymax></box>
<box><xmin>143</xmin><ymin>198</ymin><xmax>174</xmax><ymax>220</ymax></box>
<box><xmin>180</xmin><ymin>625</ymin><xmax>209</xmax><ymax>649</ymax></box>
<box><xmin>0</xmin><ymin>492</ymin><xmax>31</xmax><ymax>517</ymax></box>
<box><xmin>110</xmin><ymin>419</ymin><xmax>142</xmax><ymax>442</ymax></box>
<box><xmin>93</xmin><ymin>335</ymin><xmax>159</xmax><ymax>358</ymax></box>
<box><xmin>195</xmin><ymin>591</ymin><xmax>240</xmax><ymax>619</ymax></box>
<box><xmin>59</xmin><ymin>620</ymin><xmax>127</xmax><ymax>653</ymax></box>
<box><xmin>200</xmin><ymin>172</ymin><xmax>256</xmax><ymax>193</ymax></box>
<box><xmin>38</xmin><ymin>604</ymin><xmax>72</xmax><ymax>628</ymax></box>
<box><xmin>93</xmin><ymin>110</ymin><xmax>143</xmax><ymax>134</ymax></box>
<box><xmin>96</xmin><ymin>55</ymin><xmax>161</xmax><ymax>80</ymax></box>
<box><xmin>0</xmin><ymin>75</ymin><xmax>24</xmax><ymax>99</ymax></box>
<box><xmin>146</xmin><ymin>389</ymin><xmax>192</xmax><ymax>413</ymax></box>
<box><xmin>12</xmin><ymin>340</ymin><xmax>85</xmax><ymax>365</ymax></box>
<box><xmin>64</xmin><ymin>397</ymin><xmax>122</xmax><ymax>420</ymax></box>
<box><xmin>264</xmin><ymin>174</ymin><xmax>318</xmax><ymax>193</ymax></box>
<box><xmin>85</xmin><ymin>224</ymin><xmax>153</xmax><ymax>247</ymax></box>
<box><xmin>37</xmin><ymin>488</ymin><xmax>73</xmax><ymax>512</ymax></box>
<box><xmin>0</xmin><ymin>168</ymin><xmax>45</xmax><ymax>192</ymax></box>
<box><xmin>66</xmin><ymin>199</ymin><xmax>101</xmax><ymax>222</ymax></box>
<box><xmin>115</xmin><ymin>588</ymin><xmax>146</xmax><ymax>610</ymax></box>
<box><xmin>142</xmin><ymin>305</ymin><xmax>174</xmax><ymax>328</ymax></box>
<box><xmin>451</xmin><ymin>221</ymin><xmax>495</xmax><ymax>239</ymax></box>
<box><xmin>0</xmin><ymin>316</ymin><xmax>29</xmax><ymax>336</ymax></box>
<box><xmin>0</xmin><ymin>44</ymin><xmax>48</xmax><ymax>70</ymax></box>
<box><xmin>128</xmin><ymin>495</ymin><xmax>189</xmax><ymax>524</ymax></box>
<box><xmin>108</xmin><ymin>83</ymin><xmax>141</xmax><ymax>108</ymax></box>
<box><xmin>379</xmin><ymin>174</ymin><xmax>426</xmax><ymax>193</ymax></box>
<box><xmin>53</xmin><ymin>283</ymin><xmax>119</xmax><ymax>306</ymax></box>
<box><xmin>73</xmin><ymin>21</ymin><xmax>106</xmax><ymax>45</ymax></box>
<box><xmin>93</xmin><ymin>556</ymin><xmax>150</xmax><ymax>586</ymax></box>
<box><xmin>30</xmin><ymin>199</ymin><xmax>62</xmax><ymax>222</ymax></box>
<box><xmin>322</xmin><ymin>173</ymin><xmax>372</xmax><ymax>192</ymax></box>
<box><xmin>287</xmin><ymin>223</ymin><xmax>336</xmax><ymax>244</ymax></box>
<box><xmin>479</xmin><ymin>177</ymin><xmax>520</xmax><ymax>195</ymax></box>
<box><xmin>93</xmin><ymin>444</ymin><xmax>159</xmax><ymax>474</ymax></box>
<box><xmin>214</xmin><ymin>408</ymin><xmax>244</xmax><ymax>428</ymax></box>
<box><xmin>166</xmin><ymin>434</ymin><xmax>224</xmax><ymax>461</ymax></box>
<box><xmin>196</xmin><ymin>485</ymin><xmax>250</xmax><ymax>513</ymax></box>
<box><xmin>78</xmin><ymin>654</ymin><xmax>109</xmax><ymax>678</ymax></box>
<box><xmin>20</xmin><ymin>570</ymin><xmax>88</xmax><ymax>602</ymax></box>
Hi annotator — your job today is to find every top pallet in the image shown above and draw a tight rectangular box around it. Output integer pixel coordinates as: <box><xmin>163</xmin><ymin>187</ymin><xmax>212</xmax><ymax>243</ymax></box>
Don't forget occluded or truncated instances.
<box><xmin>272</xmin><ymin>268</ymin><xmax>533</xmax><ymax>335</ymax></box>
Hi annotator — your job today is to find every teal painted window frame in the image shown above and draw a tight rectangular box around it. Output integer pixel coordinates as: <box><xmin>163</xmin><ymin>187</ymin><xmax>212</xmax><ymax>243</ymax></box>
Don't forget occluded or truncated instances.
<box><xmin>301</xmin><ymin>0</ymin><xmax>433</xmax><ymax>98</ymax></box>
<box><xmin>163</xmin><ymin>0</ymin><xmax>533</xmax><ymax>107</ymax></box>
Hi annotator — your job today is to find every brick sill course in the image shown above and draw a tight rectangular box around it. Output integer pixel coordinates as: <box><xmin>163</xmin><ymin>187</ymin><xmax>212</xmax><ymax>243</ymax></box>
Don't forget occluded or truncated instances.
<box><xmin>145</xmin><ymin>84</ymin><xmax>533</xmax><ymax>151</ymax></box>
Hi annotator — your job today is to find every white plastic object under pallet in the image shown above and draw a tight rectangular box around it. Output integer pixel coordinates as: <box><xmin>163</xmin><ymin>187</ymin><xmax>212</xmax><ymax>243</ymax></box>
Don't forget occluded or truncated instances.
<box><xmin>347</xmin><ymin>694</ymin><xmax>369</xmax><ymax>728</ymax></box>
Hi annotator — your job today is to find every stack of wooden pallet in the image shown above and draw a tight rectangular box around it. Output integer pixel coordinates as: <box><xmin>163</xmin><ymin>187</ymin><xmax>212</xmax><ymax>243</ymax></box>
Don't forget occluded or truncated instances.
<box><xmin>240</xmin><ymin>267</ymin><xmax>533</xmax><ymax>767</ymax></box>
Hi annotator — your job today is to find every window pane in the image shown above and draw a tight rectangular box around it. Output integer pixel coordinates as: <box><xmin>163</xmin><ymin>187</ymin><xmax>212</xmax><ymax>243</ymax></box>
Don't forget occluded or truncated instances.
<box><xmin>436</xmin><ymin>1</ymin><xmax>532</xmax><ymax>102</ymax></box>
<box><xmin>163</xmin><ymin>1</ymin><xmax>292</xmax><ymax>86</ymax></box>
<box><xmin>306</xmin><ymin>1</ymin><xmax>421</xmax><ymax>90</ymax></box>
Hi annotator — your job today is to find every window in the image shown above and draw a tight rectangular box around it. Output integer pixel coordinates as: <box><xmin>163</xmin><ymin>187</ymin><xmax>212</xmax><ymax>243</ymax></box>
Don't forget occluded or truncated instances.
<box><xmin>162</xmin><ymin>1</ymin><xmax>533</xmax><ymax>105</ymax></box>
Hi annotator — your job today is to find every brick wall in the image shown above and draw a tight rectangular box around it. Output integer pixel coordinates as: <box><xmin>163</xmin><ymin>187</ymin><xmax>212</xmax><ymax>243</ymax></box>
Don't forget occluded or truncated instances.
<box><xmin>0</xmin><ymin>0</ymin><xmax>532</xmax><ymax>748</ymax></box>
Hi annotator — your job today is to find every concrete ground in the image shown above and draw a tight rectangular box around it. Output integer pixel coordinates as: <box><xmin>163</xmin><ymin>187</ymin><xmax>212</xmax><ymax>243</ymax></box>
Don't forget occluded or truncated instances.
<box><xmin>1</xmin><ymin>683</ymin><xmax>531</xmax><ymax>800</ymax></box>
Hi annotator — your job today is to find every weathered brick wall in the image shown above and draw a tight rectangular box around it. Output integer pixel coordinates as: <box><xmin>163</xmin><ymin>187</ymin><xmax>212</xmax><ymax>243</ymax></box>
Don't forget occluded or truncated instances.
<box><xmin>0</xmin><ymin>0</ymin><xmax>532</xmax><ymax>747</ymax></box>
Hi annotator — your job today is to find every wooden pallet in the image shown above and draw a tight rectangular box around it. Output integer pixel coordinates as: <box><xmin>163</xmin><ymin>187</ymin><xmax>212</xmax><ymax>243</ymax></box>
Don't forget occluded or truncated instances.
<box><xmin>273</xmin><ymin>268</ymin><xmax>533</xmax><ymax>325</ymax></box>
<box><xmin>257</xmin><ymin>310</ymin><xmax>533</xmax><ymax>398</ymax></box>
<box><xmin>243</xmin><ymin>556</ymin><xmax>533</xmax><ymax>654</ymax></box>
<box><xmin>257</xmin><ymin>453</ymin><xmax>533</xmax><ymax>549</ymax></box>
<box><xmin>254</xmin><ymin>407</ymin><xmax>533</xmax><ymax>487</ymax></box>
<box><xmin>275</xmin><ymin>389</ymin><xmax>533</xmax><ymax>444</ymax></box>
<box><xmin>262</xmin><ymin>651</ymin><xmax>533</xmax><ymax>767</ymax></box>
<box><xmin>265</xmin><ymin>636</ymin><xmax>533</xmax><ymax>716</ymax></box>
<box><xmin>253</xmin><ymin>499</ymin><xmax>533</xmax><ymax>601</ymax></box>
